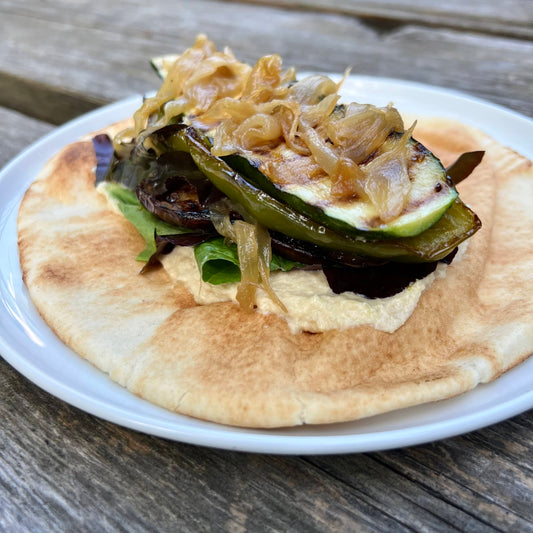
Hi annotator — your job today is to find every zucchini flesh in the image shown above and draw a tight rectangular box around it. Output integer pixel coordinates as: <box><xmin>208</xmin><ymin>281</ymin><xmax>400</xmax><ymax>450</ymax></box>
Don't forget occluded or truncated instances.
<box><xmin>225</xmin><ymin>135</ymin><xmax>457</xmax><ymax>239</ymax></box>
<box><xmin>181</xmin><ymin>128</ymin><xmax>480</xmax><ymax>262</ymax></box>
<box><xmin>150</xmin><ymin>54</ymin><xmax>179</xmax><ymax>80</ymax></box>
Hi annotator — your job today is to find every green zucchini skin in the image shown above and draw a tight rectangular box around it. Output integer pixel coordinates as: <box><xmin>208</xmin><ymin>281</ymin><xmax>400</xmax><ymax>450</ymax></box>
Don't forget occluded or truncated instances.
<box><xmin>140</xmin><ymin>125</ymin><xmax>480</xmax><ymax>263</ymax></box>
<box><xmin>223</xmin><ymin>135</ymin><xmax>458</xmax><ymax>239</ymax></box>
<box><xmin>182</xmin><ymin>128</ymin><xmax>480</xmax><ymax>262</ymax></box>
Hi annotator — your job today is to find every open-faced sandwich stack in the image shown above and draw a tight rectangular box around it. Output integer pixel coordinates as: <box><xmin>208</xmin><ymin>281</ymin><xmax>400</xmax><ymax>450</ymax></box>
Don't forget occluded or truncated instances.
<box><xmin>18</xmin><ymin>35</ymin><xmax>533</xmax><ymax>427</ymax></box>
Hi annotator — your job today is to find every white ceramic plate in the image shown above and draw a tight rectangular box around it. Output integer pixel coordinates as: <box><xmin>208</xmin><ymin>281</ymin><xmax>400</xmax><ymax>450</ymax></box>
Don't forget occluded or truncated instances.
<box><xmin>1</xmin><ymin>76</ymin><xmax>532</xmax><ymax>454</ymax></box>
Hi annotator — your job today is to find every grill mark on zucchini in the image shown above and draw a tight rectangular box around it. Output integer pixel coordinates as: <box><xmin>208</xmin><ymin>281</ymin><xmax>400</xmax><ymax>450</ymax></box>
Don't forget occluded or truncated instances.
<box><xmin>224</xmin><ymin>133</ymin><xmax>456</xmax><ymax>238</ymax></box>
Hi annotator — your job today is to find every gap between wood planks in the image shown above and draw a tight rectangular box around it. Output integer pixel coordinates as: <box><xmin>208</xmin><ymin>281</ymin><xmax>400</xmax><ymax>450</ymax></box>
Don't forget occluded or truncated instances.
<box><xmin>222</xmin><ymin>0</ymin><xmax>533</xmax><ymax>41</ymax></box>
<box><xmin>0</xmin><ymin>71</ymin><xmax>107</xmax><ymax>125</ymax></box>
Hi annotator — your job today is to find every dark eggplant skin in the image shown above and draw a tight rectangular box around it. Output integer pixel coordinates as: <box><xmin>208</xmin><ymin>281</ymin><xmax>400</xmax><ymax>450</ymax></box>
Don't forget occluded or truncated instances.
<box><xmin>134</xmin><ymin>149</ymin><xmax>228</xmax><ymax>230</ymax></box>
<box><xmin>269</xmin><ymin>231</ymin><xmax>387</xmax><ymax>268</ymax></box>
<box><xmin>323</xmin><ymin>248</ymin><xmax>457</xmax><ymax>299</ymax></box>
<box><xmin>136</xmin><ymin>176</ymin><xmax>215</xmax><ymax>230</ymax></box>
<box><xmin>446</xmin><ymin>151</ymin><xmax>485</xmax><ymax>185</ymax></box>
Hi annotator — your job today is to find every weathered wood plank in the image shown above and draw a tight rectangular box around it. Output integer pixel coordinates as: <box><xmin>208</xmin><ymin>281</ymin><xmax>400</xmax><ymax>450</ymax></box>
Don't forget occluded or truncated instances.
<box><xmin>307</xmin><ymin>419</ymin><xmax>533</xmax><ymax>533</ymax></box>
<box><xmin>2</xmin><ymin>356</ymin><xmax>531</xmax><ymax>533</ymax></box>
<box><xmin>0</xmin><ymin>359</ymin><xmax>400</xmax><ymax>533</ymax></box>
<box><xmin>306</xmin><ymin>454</ymin><xmax>499</xmax><ymax>532</ymax></box>
<box><xmin>0</xmin><ymin>71</ymin><xmax>106</xmax><ymax>126</ymax></box>
<box><xmin>0</xmin><ymin>107</ymin><xmax>53</xmax><ymax>167</ymax></box>
<box><xmin>371</xmin><ymin>433</ymin><xmax>533</xmax><ymax>530</ymax></box>
<box><xmin>464</xmin><ymin>418</ymin><xmax>533</xmax><ymax>474</ymax></box>
<box><xmin>0</xmin><ymin>0</ymin><xmax>532</xmax><ymax>123</ymax></box>
<box><xmin>228</xmin><ymin>0</ymin><xmax>533</xmax><ymax>39</ymax></box>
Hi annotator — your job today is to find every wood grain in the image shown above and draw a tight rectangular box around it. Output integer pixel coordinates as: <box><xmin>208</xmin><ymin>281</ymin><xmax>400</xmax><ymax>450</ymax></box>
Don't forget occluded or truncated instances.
<box><xmin>228</xmin><ymin>0</ymin><xmax>533</xmax><ymax>39</ymax></box>
<box><xmin>1</xmin><ymin>1</ymin><xmax>532</xmax><ymax>531</ymax></box>
<box><xmin>0</xmin><ymin>107</ymin><xmax>53</xmax><ymax>166</ymax></box>
<box><xmin>2</xmin><ymin>358</ymin><xmax>532</xmax><ymax>532</ymax></box>
<box><xmin>0</xmin><ymin>71</ymin><xmax>105</xmax><ymax>127</ymax></box>
<box><xmin>0</xmin><ymin>0</ymin><xmax>532</xmax><ymax>123</ymax></box>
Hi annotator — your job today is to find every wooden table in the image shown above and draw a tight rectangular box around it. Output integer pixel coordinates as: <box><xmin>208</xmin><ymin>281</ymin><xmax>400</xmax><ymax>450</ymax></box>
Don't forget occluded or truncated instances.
<box><xmin>1</xmin><ymin>1</ymin><xmax>532</xmax><ymax>530</ymax></box>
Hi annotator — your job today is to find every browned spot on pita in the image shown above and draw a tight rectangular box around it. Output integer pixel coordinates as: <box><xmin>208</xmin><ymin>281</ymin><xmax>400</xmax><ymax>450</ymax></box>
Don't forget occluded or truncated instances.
<box><xmin>414</xmin><ymin>122</ymin><xmax>481</xmax><ymax>167</ymax></box>
<box><xmin>43</xmin><ymin>141</ymin><xmax>96</xmax><ymax>203</ymax></box>
<box><xmin>35</xmin><ymin>262</ymin><xmax>82</xmax><ymax>288</ymax></box>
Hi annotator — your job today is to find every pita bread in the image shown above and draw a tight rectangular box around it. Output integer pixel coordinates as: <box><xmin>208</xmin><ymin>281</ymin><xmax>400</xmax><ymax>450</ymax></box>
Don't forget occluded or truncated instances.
<box><xmin>17</xmin><ymin>117</ymin><xmax>533</xmax><ymax>427</ymax></box>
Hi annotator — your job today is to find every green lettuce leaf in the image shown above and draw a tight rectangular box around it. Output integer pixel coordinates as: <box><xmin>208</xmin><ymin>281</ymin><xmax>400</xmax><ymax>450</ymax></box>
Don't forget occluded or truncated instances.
<box><xmin>194</xmin><ymin>237</ymin><xmax>302</xmax><ymax>285</ymax></box>
<box><xmin>100</xmin><ymin>182</ymin><xmax>191</xmax><ymax>261</ymax></box>
<box><xmin>194</xmin><ymin>237</ymin><xmax>241</xmax><ymax>284</ymax></box>
<box><xmin>100</xmin><ymin>182</ymin><xmax>302</xmax><ymax>282</ymax></box>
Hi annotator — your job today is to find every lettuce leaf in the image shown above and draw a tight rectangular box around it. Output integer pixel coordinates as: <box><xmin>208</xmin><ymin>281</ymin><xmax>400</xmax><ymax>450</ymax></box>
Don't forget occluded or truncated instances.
<box><xmin>194</xmin><ymin>237</ymin><xmax>302</xmax><ymax>285</ymax></box>
<box><xmin>100</xmin><ymin>182</ymin><xmax>191</xmax><ymax>261</ymax></box>
<box><xmin>100</xmin><ymin>182</ymin><xmax>301</xmax><ymax>282</ymax></box>
<box><xmin>194</xmin><ymin>238</ymin><xmax>242</xmax><ymax>284</ymax></box>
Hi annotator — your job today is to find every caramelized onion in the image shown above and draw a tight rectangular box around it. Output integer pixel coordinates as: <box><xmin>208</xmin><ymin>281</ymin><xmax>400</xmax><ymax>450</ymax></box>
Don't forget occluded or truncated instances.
<box><xmin>117</xmin><ymin>36</ymin><xmax>422</xmax><ymax>233</ymax></box>
<box><xmin>299</xmin><ymin>122</ymin><xmax>338</xmax><ymax>176</ymax></box>
<box><xmin>327</xmin><ymin>103</ymin><xmax>404</xmax><ymax>163</ymax></box>
<box><xmin>263</xmin><ymin>154</ymin><xmax>324</xmax><ymax>186</ymax></box>
<box><xmin>330</xmin><ymin>157</ymin><xmax>367</xmax><ymax>200</ymax></box>
<box><xmin>241</xmin><ymin>55</ymin><xmax>284</xmax><ymax>103</ymax></box>
<box><xmin>233</xmin><ymin>114</ymin><xmax>282</xmax><ymax>151</ymax></box>
<box><xmin>301</xmin><ymin>93</ymin><xmax>339</xmax><ymax>128</ymax></box>
<box><xmin>210</xmin><ymin>204</ymin><xmax>286</xmax><ymax>312</ymax></box>
<box><xmin>363</xmin><ymin>123</ymin><xmax>416</xmax><ymax>221</ymax></box>
<box><xmin>288</xmin><ymin>75</ymin><xmax>338</xmax><ymax>105</ymax></box>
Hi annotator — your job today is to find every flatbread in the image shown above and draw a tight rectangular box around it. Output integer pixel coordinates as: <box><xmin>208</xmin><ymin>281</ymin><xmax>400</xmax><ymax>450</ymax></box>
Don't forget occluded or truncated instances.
<box><xmin>17</xmin><ymin>117</ymin><xmax>533</xmax><ymax>427</ymax></box>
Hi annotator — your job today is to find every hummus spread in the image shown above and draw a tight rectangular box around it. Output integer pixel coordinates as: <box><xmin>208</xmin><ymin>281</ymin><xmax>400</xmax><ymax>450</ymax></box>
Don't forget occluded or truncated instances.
<box><xmin>161</xmin><ymin>246</ymin><xmax>454</xmax><ymax>334</ymax></box>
